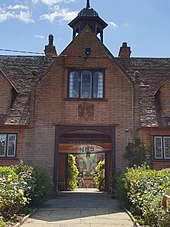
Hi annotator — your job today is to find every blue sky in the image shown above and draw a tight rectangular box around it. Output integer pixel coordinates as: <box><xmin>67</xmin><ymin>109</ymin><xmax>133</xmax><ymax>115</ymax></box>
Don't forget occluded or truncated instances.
<box><xmin>0</xmin><ymin>0</ymin><xmax>170</xmax><ymax>57</ymax></box>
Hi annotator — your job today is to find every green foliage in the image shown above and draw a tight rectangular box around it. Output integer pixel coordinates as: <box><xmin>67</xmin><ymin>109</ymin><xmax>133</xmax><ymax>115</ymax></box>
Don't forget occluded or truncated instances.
<box><xmin>68</xmin><ymin>154</ymin><xmax>79</xmax><ymax>190</ymax></box>
<box><xmin>14</xmin><ymin>163</ymin><xmax>52</xmax><ymax>206</ymax></box>
<box><xmin>124</xmin><ymin>138</ymin><xmax>146</xmax><ymax>167</ymax></box>
<box><xmin>93</xmin><ymin>160</ymin><xmax>105</xmax><ymax>191</ymax></box>
<box><xmin>0</xmin><ymin>162</ymin><xmax>52</xmax><ymax>223</ymax></box>
<box><xmin>0</xmin><ymin>167</ymin><xmax>29</xmax><ymax>221</ymax></box>
<box><xmin>0</xmin><ymin>221</ymin><xmax>6</xmax><ymax>227</ymax></box>
<box><xmin>114</xmin><ymin>164</ymin><xmax>170</xmax><ymax>226</ymax></box>
<box><xmin>0</xmin><ymin>166</ymin><xmax>18</xmax><ymax>180</ymax></box>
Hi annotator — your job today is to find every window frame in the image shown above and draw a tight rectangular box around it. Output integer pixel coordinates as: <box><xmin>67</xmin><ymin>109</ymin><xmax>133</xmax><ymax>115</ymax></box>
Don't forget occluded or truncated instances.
<box><xmin>68</xmin><ymin>69</ymin><xmax>105</xmax><ymax>100</ymax></box>
<box><xmin>0</xmin><ymin>133</ymin><xmax>17</xmax><ymax>158</ymax></box>
<box><xmin>154</xmin><ymin>136</ymin><xmax>170</xmax><ymax>160</ymax></box>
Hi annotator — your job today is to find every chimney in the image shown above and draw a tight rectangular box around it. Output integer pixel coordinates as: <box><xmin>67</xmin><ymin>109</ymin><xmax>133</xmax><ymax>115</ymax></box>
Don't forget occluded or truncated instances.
<box><xmin>118</xmin><ymin>42</ymin><xmax>131</xmax><ymax>58</ymax></box>
<box><xmin>44</xmin><ymin>34</ymin><xmax>57</xmax><ymax>57</ymax></box>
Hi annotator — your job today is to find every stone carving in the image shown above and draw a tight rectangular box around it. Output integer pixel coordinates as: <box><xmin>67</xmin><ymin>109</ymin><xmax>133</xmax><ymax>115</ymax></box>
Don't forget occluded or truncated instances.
<box><xmin>78</xmin><ymin>103</ymin><xmax>94</xmax><ymax>120</ymax></box>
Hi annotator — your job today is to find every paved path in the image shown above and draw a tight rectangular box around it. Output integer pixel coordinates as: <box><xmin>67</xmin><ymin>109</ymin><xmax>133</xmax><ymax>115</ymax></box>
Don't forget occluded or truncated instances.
<box><xmin>22</xmin><ymin>189</ymin><xmax>135</xmax><ymax>227</ymax></box>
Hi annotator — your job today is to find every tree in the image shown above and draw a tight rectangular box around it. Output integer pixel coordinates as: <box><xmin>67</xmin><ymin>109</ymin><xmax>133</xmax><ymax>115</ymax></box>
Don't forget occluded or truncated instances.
<box><xmin>124</xmin><ymin>138</ymin><xmax>146</xmax><ymax>167</ymax></box>
<box><xmin>67</xmin><ymin>154</ymin><xmax>79</xmax><ymax>190</ymax></box>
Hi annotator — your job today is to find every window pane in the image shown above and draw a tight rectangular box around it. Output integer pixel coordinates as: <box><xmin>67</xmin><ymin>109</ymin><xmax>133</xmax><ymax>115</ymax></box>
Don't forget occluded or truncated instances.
<box><xmin>81</xmin><ymin>71</ymin><xmax>92</xmax><ymax>99</ymax></box>
<box><xmin>0</xmin><ymin>134</ymin><xmax>7</xmax><ymax>157</ymax></box>
<box><xmin>7</xmin><ymin>134</ymin><xmax>16</xmax><ymax>157</ymax></box>
<box><xmin>164</xmin><ymin>137</ymin><xmax>170</xmax><ymax>159</ymax></box>
<box><xmin>93</xmin><ymin>72</ymin><xmax>103</xmax><ymax>98</ymax></box>
<box><xmin>154</xmin><ymin>137</ymin><xmax>163</xmax><ymax>159</ymax></box>
<box><xmin>69</xmin><ymin>72</ymin><xmax>79</xmax><ymax>98</ymax></box>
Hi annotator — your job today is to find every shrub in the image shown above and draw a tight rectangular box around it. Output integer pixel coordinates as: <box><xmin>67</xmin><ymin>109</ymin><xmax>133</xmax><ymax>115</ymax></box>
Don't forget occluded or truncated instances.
<box><xmin>114</xmin><ymin>165</ymin><xmax>170</xmax><ymax>226</ymax></box>
<box><xmin>0</xmin><ymin>217</ymin><xmax>6</xmax><ymax>227</ymax></box>
<box><xmin>124</xmin><ymin>138</ymin><xmax>146</xmax><ymax>167</ymax></box>
<box><xmin>93</xmin><ymin>160</ymin><xmax>105</xmax><ymax>191</ymax></box>
<box><xmin>0</xmin><ymin>167</ymin><xmax>29</xmax><ymax>221</ymax></box>
<box><xmin>68</xmin><ymin>154</ymin><xmax>79</xmax><ymax>190</ymax></box>
<box><xmin>0</xmin><ymin>162</ymin><xmax>52</xmax><ymax>223</ymax></box>
<box><xmin>14</xmin><ymin>163</ymin><xmax>52</xmax><ymax>206</ymax></box>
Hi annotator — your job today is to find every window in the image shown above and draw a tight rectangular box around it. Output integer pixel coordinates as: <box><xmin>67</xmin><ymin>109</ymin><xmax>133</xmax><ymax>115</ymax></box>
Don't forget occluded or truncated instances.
<box><xmin>0</xmin><ymin>134</ymin><xmax>17</xmax><ymax>158</ymax></box>
<box><xmin>154</xmin><ymin>136</ymin><xmax>170</xmax><ymax>159</ymax></box>
<box><xmin>68</xmin><ymin>70</ymin><xmax>104</xmax><ymax>99</ymax></box>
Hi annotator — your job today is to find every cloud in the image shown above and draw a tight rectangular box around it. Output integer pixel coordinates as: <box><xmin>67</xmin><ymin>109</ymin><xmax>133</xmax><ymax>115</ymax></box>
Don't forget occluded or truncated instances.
<box><xmin>108</xmin><ymin>21</ymin><xmax>118</xmax><ymax>29</ymax></box>
<box><xmin>0</xmin><ymin>5</ymin><xmax>34</xmax><ymax>23</ymax></box>
<box><xmin>40</xmin><ymin>6</ymin><xmax>78</xmax><ymax>22</ymax></box>
<box><xmin>34</xmin><ymin>34</ymin><xmax>44</xmax><ymax>39</ymax></box>
<box><xmin>16</xmin><ymin>11</ymin><xmax>35</xmax><ymax>23</ymax></box>
<box><xmin>7</xmin><ymin>5</ymin><xmax>29</xmax><ymax>10</ymax></box>
<box><xmin>32</xmin><ymin>0</ymin><xmax>75</xmax><ymax>6</ymax></box>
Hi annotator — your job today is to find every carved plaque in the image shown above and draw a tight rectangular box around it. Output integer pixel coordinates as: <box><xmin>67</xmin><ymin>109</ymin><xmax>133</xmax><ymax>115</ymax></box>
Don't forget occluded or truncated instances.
<box><xmin>78</xmin><ymin>103</ymin><xmax>94</xmax><ymax>120</ymax></box>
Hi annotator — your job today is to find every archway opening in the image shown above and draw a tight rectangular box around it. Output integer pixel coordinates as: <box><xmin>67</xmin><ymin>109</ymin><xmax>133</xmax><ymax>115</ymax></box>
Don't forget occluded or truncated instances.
<box><xmin>57</xmin><ymin>129</ymin><xmax>112</xmax><ymax>192</ymax></box>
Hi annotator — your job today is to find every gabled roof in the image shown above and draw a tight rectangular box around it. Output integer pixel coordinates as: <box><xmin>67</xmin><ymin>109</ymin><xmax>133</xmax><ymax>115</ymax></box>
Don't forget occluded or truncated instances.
<box><xmin>116</xmin><ymin>58</ymin><xmax>170</xmax><ymax>127</ymax></box>
<box><xmin>0</xmin><ymin>54</ymin><xmax>170</xmax><ymax>127</ymax></box>
<box><xmin>0</xmin><ymin>56</ymin><xmax>54</xmax><ymax>125</ymax></box>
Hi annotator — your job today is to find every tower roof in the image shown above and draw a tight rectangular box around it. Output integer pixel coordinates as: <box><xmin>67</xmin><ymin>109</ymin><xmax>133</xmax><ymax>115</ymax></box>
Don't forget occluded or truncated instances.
<box><xmin>78</xmin><ymin>0</ymin><xmax>98</xmax><ymax>17</ymax></box>
<box><xmin>69</xmin><ymin>0</ymin><xmax>107</xmax><ymax>42</ymax></box>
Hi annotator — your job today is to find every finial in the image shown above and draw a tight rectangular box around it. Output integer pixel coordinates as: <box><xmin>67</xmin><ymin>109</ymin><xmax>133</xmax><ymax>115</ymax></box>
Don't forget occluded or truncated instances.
<box><xmin>86</xmin><ymin>0</ymin><xmax>90</xmax><ymax>8</ymax></box>
<box><xmin>49</xmin><ymin>34</ymin><xmax>54</xmax><ymax>46</ymax></box>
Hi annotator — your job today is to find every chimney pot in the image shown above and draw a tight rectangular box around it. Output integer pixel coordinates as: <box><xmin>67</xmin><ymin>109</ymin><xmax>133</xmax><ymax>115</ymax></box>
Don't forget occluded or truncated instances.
<box><xmin>44</xmin><ymin>34</ymin><xmax>57</xmax><ymax>57</ymax></box>
<box><xmin>118</xmin><ymin>42</ymin><xmax>131</xmax><ymax>58</ymax></box>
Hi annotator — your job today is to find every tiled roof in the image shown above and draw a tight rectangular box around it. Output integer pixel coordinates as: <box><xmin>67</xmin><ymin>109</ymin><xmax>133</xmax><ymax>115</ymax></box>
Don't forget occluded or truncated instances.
<box><xmin>116</xmin><ymin>58</ymin><xmax>170</xmax><ymax>127</ymax></box>
<box><xmin>0</xmin><ymin>55</ymin><xmax>170</xmax><ymax>127</ymax></box>
<box><xmin>0</xmin><ymin>56</ymin><xmax>54</xmax><ymax>125</ymax></box>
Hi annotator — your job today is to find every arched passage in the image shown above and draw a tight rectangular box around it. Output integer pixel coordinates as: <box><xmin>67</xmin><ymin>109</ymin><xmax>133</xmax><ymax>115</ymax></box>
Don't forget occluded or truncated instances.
<box><xmin>54</xmin><ymin>125</ymin><xmax>116</xmax><ymax>192</ymax></box>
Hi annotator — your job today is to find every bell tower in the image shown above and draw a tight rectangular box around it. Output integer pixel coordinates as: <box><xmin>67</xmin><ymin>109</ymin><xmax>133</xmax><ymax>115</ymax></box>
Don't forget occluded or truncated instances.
<box><xmin>69</xmin><ymin>0</ymin><xmax>108</xmax><ymax>43</ymax></box>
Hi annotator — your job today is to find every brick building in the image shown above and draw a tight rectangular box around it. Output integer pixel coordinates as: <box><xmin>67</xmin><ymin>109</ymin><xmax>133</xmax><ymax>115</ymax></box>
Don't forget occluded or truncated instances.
<box><xmin>0</xmin><ymin>1</ymin><xmax>170</xmax><ymax>191</ymax></box>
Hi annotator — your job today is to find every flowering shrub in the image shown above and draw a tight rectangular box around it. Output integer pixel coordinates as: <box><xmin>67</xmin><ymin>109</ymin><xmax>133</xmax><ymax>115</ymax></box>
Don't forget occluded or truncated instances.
<box><xmin>114</xmin><ymin>165</ymin><xmax>170</xmax><ymax>226</ymax></box>
<box><xmin>0</xmin><ymin>163</ymin><xmax>52</xmax><ymax>223</ymax></box>
<box><xmin>0</xmin><ymin>167</ymin><xmax>29</xmax><ymax>221</ymax></box>
<box><xmin>13</xmin><ymin>163</ymin><xmax>52</xmax><ymax>206</ymax></box>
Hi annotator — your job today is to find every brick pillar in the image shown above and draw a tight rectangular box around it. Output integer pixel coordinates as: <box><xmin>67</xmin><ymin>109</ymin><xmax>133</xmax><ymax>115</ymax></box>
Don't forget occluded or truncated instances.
<box><xmin>118</xmin><ymin>42</ymin><xmax>131</xmax><ymax>58</ymax></box>
<box><xmin>44</xmin><ymin>34</ymin><xmax>57</xmax><ymax>57</ymax></box>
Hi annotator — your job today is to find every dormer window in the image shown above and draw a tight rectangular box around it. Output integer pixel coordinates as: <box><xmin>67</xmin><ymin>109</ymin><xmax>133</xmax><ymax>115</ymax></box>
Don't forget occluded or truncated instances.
<box><xmin>68</xmin><ymin>70</ymin><xmax>104</xmax><ymax>99</ymax></box>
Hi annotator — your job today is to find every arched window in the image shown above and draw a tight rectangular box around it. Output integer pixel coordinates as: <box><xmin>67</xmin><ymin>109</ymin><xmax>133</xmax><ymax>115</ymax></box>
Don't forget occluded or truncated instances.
<box><xmin>81</xmin><ymin>71</ymin><xmax>92</xmax><ymax>98</ymax></box>
<box><xmin>69</xmin><ymin>71</ymin><xmax>79</xmax><ymax>98</ymax></box>
<box><xmin>68</xmin><ymin>70</ymin><xmax>104</xmax><ymax>99</ymax></box>
<box><xmin>93</xmin><ymin>72</ymin><xmax>103</xmax><ymax>98</ymax></box>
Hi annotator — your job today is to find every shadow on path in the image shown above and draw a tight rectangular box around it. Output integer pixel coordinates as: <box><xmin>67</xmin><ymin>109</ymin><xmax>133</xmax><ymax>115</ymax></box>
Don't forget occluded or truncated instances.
<box><xmin>22</xmin><ymin>188</ymin><xmax>135</xmax><ymax>227</ymax></box>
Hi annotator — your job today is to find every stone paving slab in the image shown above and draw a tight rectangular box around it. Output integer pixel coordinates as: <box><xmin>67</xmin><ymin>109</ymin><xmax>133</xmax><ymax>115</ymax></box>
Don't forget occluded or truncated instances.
<box><xmin>21</xmin><ymin>189</ymin><xmax>135</xmax><ymax>227</ymax></box>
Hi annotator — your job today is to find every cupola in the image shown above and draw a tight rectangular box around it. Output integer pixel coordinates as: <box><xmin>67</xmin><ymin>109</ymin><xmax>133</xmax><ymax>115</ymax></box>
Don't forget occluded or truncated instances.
<box><xmin>69</xmin><ymin>0</ymin><xmax>108</xmax><ymax>43</ymax></box>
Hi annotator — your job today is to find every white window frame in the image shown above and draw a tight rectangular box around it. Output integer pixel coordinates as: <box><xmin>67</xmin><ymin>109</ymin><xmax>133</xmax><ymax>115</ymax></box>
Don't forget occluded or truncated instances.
<box><xmin>7</xmin><ymin>134</ymin><xmax>17</xmax><ymax>157</ymax></box>
<box><xmin>154</xmin><ymin>136</ymin><xmax>163</xmax><ymax>159</ymax></box>
<box><xmin>0</xmin><ymin>134</ymin><xmax>7</xmax><ymax>157</ymax></box>
<box><xmin>0</xmin><ymin>134</ymin><xmax>17</xmax><ymax>158</ymax></box>
<box><xmin>163</xmin><ymin>137</ymin><xmax>170</xmax><ymax>159</ymax></box>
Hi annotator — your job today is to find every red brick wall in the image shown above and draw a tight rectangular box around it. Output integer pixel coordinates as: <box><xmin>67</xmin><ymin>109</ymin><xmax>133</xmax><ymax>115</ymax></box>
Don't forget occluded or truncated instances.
<box><xmin>0</xmin><ymin>71</ymin><xmax>12</xmax><ymax>114</ymax></box>
<box><xmin>29</xmin><ymin>27</ymin><xmax>134</xmax><ymax>176</ymax></box>
<box><xmin>0</xmin><ymin>127</ymin><xmax>26</xmax><ymax>166</ymax></box>
<box><xmin>139</xmin><ymin>127</ymin><xmax>170</xmax><ymax>169</ymax></box>
<box><xmin>160</xmin><ymin>79</ymin><xmax>170</xmax><ymax>117</ymax></box>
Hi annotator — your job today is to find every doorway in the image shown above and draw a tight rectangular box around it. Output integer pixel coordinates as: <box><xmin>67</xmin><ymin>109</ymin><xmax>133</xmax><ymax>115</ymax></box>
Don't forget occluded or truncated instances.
<box><xmin>55</xmin><ymin>126</ymin><xmax>115</xmax><ymax>192</ymax></box>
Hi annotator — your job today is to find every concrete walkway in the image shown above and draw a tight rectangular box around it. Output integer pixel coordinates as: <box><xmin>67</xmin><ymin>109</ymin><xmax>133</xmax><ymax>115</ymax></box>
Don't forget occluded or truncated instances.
<box><xmin>21</xmin><ymin>189</ymin><xmax>135</xmax><ymax>227</ymax></box>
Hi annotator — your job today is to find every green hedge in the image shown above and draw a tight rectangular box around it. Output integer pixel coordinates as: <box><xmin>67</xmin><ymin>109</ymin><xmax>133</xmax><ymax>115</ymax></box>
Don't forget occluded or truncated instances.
<box><xmin>0</xmin><ymin>162</ymin><xmax>52</xmax><ymax>223</ymax></box>
<box><xmin>114</xmin><ymin>164</ymin><xmax>170</xmax><ymax>226</ymax></box>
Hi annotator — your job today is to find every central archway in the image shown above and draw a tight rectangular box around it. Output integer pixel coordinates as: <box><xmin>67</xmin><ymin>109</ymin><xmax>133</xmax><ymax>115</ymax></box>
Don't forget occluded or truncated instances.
<box><xmin>54</xmin><ymin>125</ymin><xmax>116</xmax><ymax>192</ymax></box>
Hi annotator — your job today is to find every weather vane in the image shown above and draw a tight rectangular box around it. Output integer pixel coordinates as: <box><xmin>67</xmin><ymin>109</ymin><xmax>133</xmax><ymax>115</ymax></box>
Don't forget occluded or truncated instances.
<box><xmin>86</xmin><ymin>0</ymin><xmax>90</xmax><ymax>8</ymax></box>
